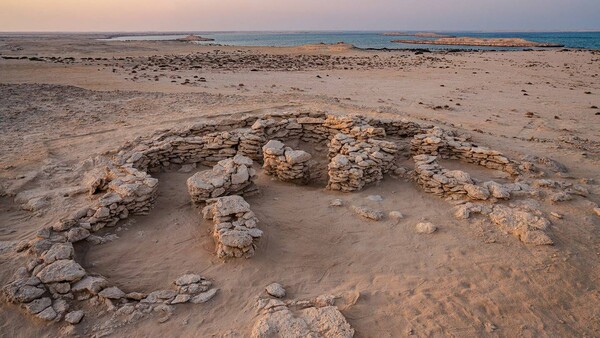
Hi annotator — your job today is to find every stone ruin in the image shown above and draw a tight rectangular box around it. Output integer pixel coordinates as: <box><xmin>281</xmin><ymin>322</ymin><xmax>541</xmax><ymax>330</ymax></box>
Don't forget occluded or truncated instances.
<box><xmin>252</xmin><ymin>294</ymin><xmax>354</xmax><ymax>338</ymax></box>
<box><xmin>262</xmin><ymin>140</ymin><xmax>312</xmax><ymax>184</ymax></box>
<box><xmin>327</xmin><ymin>127</ymin><xmax>398</xmax><ymax>192</ymax></box>
<box><xmin>202</xmin><ymin>195</ymin><xmax>263</xmax><ymax>259</ymax></box>
<box><xmin>6</xmin><ymin>109</ymin><xmax>582</xmax><ymax>333</ymax></box>
<box><xmin>187</xmin><ymin>154</ymin><xmax>258</xmax><ymax>203</ymax></box>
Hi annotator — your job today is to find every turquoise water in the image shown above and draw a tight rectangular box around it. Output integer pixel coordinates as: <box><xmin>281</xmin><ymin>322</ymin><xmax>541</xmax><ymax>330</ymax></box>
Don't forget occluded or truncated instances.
<box><xmin>106</xmin><ymin>31</ymin><xmax>600</xmax><ymax>50</ymax></box>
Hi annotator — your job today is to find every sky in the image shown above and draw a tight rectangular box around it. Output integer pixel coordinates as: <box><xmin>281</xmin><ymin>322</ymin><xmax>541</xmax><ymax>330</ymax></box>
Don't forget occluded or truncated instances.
<box><xmin>0</xmin><ymin>0</ymin><xmax>599</xmax><ymax>32</ymax></box>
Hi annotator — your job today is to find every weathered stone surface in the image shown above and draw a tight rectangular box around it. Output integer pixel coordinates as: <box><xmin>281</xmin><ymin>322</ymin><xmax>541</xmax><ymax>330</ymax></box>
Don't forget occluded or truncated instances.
<box><xmin>252</xmin><ymin>302</ymin><xmax>354</xmax><ymax>338</ymax></box>
<box><xmin>41</xmin><ymin>243</ymin><xmax>74</xmax><ymax>264</ymax></box>
<box><xmin>204</xmin><ymin>195</ymin><xmax>262</xmax><ymax>259</ymax></box>
<box><xmin>330</xmin><ymin>199</ymin><xmax>343</xmax><ymax>207</ymax></box>
<box><xmin>488</xmin><ymin>205</ymin><xmax>552</xmax><ymax>245</ymax></box>
<box><xmin>174</xmin><ymin>274</ymin><xmax>203</xmax><ymax>286</ymax></box>
<box><xmin>170</xmin><ymin>294</ymin><xmax>191</xmax><ymax>304</ymax></box>
<box><xmin>71</xmin><ymin>276</ymin><xmax>108</xmax><ymax>295</ymax></box>
<box><xmin>67</xmin><ymin>227</ymin><xmax>90</xmax><ymax>242</ymax></box>
<box><xmin>484</xmin><ymin>181</ymin><xmax>511</xmax><ymax>199</ymax></box>
<box><xmin>98</xmin><ymin>286</ymin><xmax>126</xmax><ymax>300</ymax></box>
<box><xmin>36</xmin><ymin>306</ymin><xmax>57</xmax><ymax>321</ymax></box>
<box><xmin>142</xmin><ymin>290</ymin><xmax>178</xmax><ymax>303</ymax></box>
<box><xmin>265</xmin><ymin>283</ymin><xmax>286</xmax><ymax>298</ymax></box>
<box><xmin>65</xmin><ymin>310</ymin><xmax>84</xmax><ymax>324</ymax></box>
<box><xmin>351</xmin><ymin>206</ymin><xmax>384</xmax><ymax>221</ymax></box>
<box><xmin>23</xmin><ymin>297</ymin><xmax>52</xmax><ymax>314</ymax></box>
<box><xmin>389</xmin><ymin>211</ymin><xmax>404</xmax><ymax>220</ymax></box>
<box><xmin>464</xmin><ymin>184</ymin><xmax>490</xmax><ymax>200</ymax></box>
<box><xmin>415</xmin><ymin>222</ymin><xmax>437</xmax><ymax>234</ymax></box>
<box><xmin>220</xmin><ymin>230</ymin><xmax>254</xmax><ymax>248</ymax></box>
<box><xmin>36</xmin><ymin>260</ymin><xmax>86</xmax><ymax>283</ymax></box>
<box><xmin>190</xmin><ymin>288</ymin><xmax>218</xmax><ymax>304</ymax></box>
<box><xmin>2</xmin><ymin>279</ymin><xmax>46</xmax><ymax>303</ymax></box>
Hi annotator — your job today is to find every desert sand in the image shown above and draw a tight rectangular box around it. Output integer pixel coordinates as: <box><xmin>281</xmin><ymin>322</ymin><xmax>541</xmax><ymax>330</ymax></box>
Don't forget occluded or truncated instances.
<box><xmin>0</xmin><ymin>34</ymin><xmax>599</xmax><ymax>337</ymax></box>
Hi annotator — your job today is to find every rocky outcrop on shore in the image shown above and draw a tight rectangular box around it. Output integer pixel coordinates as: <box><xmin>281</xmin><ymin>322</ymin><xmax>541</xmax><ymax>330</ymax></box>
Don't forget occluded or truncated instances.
<box><xmin>392</xmin><ymin>37</ymin><xmax>563</xmax><ymax>47</ymax></box>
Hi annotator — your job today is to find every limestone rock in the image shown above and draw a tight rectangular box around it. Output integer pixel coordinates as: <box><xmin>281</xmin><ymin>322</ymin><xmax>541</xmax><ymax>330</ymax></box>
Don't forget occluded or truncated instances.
<box><xmin>389</xmin><ymin>211</ymin><xmax>404</xmax><ymax>220</ymax></box>
<box><xmin>464</xmin><ymin>184</ymin><xmax>490</xmax><ymax>200</ymax></box>
<box><xmin>190</xmin><ymin>288</ymin><xmax>218</xmax><ymax>304</ymax></box>
<box><xmin>71</xmin><ymin>276</ymin><xmax>109</xmax><ymax>295</ymax></box>
<box><xmin>170</xmin><ymin>294</ymin><xmax>192</xmax><ymax>304</ymax></box>
<box><xmin>65</xmin><ymin>310</ymin><xmax>84</xmax><ymax>324</ymax></box>
<box><xmin>41</xmin><ymin>243</ymin><xmax>74</xmax><ymax>264</ymax></box>
<box><xmin>98</xmin><ymin>286</ymin><xmax>126</xmax><ymax>300</ymax></box>
<box><xmin>330</xmin><ymin>199</ymin><xmax>343</xmax><ymax>207</ymax></box>
<box><xmin>252</xmin><ymin>303</ymin><xmax>354</xmax><ymax>338</ymax></box>
<box><xmin>2</xmin><ymin>279</ymin><xmax>46</xmax><ymax>303</ymax></box>
<box><xmin>488</xmin><ymin>205</ymin><xmax>552</xmax><ymax>245</ymax></box>
<box><xmin>36</xmin><ymin>306</ymin><xmax>57</xmax><ymax>321</ymax></box>
<box><xmin>23</xmin><ymin>297</ymin><xmax>52</xmax><ymax>314</ymax></box>
<box><xmin>415</xmin><ymin>222</ymin><xmax>437</xmax><ymax>234</ymax></box>
<box><xmin>36</xmin><ymin>260</ymin><xmax>86</xmax><ymax>283</ymax></box>
<box><xmin>265</xmin><ymin>283</ymin><xmax>286</xmax><ymax>298</ymax></box>
<box><xmin>351</xmin><ymin>206</ymin><xmax>384</xmax><ymax>221</ymax></box>
<box><xmin>175</xmin><ymin>274</ymin><xmax>203</xmax><ymax>286</ymax></box>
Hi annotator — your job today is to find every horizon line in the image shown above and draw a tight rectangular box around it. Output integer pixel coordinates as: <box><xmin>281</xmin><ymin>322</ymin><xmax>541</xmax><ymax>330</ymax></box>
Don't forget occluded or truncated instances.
<box><xmin>1</xmin><ymin>29</ymin><xmax>600</xmax><ymax>34</ymax></box>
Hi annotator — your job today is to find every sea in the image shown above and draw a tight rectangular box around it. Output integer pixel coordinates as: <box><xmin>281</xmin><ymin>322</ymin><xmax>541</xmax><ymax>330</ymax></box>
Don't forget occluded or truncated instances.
<box><xmin>104</xmin><ymin>31</ymin><xmax>600</xmax><ymax>50</ymax></box>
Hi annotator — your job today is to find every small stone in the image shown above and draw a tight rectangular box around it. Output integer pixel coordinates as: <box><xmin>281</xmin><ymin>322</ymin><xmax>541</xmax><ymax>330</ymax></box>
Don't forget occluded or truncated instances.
<box><xmin>64</xmin><ymin>310</ymin><xmax>84</xmax><ymax>324</ymax></box>
<box><xmin>23</xmin><ymin>297</ymin><xmax>52</xmax><ymax>314</ymax></box>
<box><xmin>367</xmin><ymin>195</ymin><xmax>383</xmax><ymax>202</ymax></box>
<box><xmin>98</xmin><ymin>286</ymin><xmax>126</xmax><ymax>300</ymax></box>
<box><xmin>265</xmin><ymin>283</ymin><xmax>286</xmax><ymax>298</ymax></box>
<box><xmin>415</xmin><ymin>222</ymin><xmax>437</xmax><ymax>234</ymax></box>
<box><xmin>389</xmin><ymin>211</ymin><xmax>404</xmax><ymax>220</ymax></box>
<box><xmin>329</xmin><ymin>199</ymin><xmax>343</xmax><ymax>207</ymax></box>
<box><xmin>36</xmin><ymin>306</ymin><xmax>57</xmax><ymax>321</ymax></box>
<box><xmin>190</xmin><ymin>288</ymin><xmax>218</xmax><ymax>304</ymax></box>
<box><xmin>67</xmin><ymin>227</ymin><xmax>90</xmax><ymax>242</ymax></box>
<box><xmin>593</xmin><ymin>207</ymin><xmax>600</xmax><ymax>217</ymax></box>
<box><xmin>175</xmin><ymin>274</ymin><xmax>203</xmax><ymax>286</ymax></box>
<box><xmin>126</xmin><ymin>292</ymin><xmax>146</xmax><ymax>300</ymax></box>
<box><xmin>464</xmin><ymin>184</ymin><xmax>490</xmax><ymax>200</ymax></box>
<box><xmin>171</xmin><ymin>294</ymin><xmax>192</xmax><ymax>304</ymax></box>
<box><xmin>71</xmin><ymin>276</ymin><xmax>108</xmax><ymax>295</ymax></box>
<box><xmin>351</xmin><ymin>206</ymin><xmax>384</xmax><ymax>221</ymax></box>
<box><xmin>550</xmin><ymin>212</ymin><xmax>563</xmax><ymax>219</ymax></box>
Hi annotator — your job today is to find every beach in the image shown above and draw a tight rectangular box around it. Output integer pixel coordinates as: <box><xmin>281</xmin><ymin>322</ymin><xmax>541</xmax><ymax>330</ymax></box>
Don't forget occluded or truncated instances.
<box><xmin>1</xmin><ymin>34</ymin><xmax>600</xmax><ymax>337</ymax></box>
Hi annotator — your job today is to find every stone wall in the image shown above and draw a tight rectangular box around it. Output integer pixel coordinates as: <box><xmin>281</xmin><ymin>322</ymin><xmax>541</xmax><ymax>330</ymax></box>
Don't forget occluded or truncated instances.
<box><xmin>187</xmin><ymin>155</ymin><xmax>258</xmax><ymax>203</ymax></box>
<box><xmin>202</xmin><ymin>195</ymin><xmax>263</xmax><ymax>259</ymax></box>
<box><xmin>327</xmin><ymin>129</ymin><xmax>398</xmax><ymax>192</ymax></box>
<box><xmin>262</xmin><ymin>140</ymin><xmax>312</xmax><ymax>184</ymax></box>
<box><xmin>411</xmin><ymin>126</ymin><xmax>520</xmax><ymax>175</ymax></box>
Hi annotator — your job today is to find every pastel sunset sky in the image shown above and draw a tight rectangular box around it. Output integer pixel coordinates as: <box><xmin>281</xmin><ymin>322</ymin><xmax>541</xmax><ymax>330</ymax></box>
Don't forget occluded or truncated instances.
<box><xmin>1</xmin><ymin>0</ymin><xmax>599</xmax><ymax>32</ymax></box>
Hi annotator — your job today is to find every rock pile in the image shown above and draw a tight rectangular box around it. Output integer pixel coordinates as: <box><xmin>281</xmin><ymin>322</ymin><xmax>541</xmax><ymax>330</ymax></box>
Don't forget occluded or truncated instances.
<box><xmin>327</xmin><ymin>131</ymin><xmax>398</xmax><ymax>192</ymax></box>
<box><xmin>488</xmin><ymin>205</ymin><xmax>553</xmax><ymax>245</ymax></box>
<box><xmin>202</xmin><ymin>195</ymin><xmax>263</xmax><ymax>259</ymax></box>
<box><xmin>187</xmin><ymin>155</ymin><xmax>258</xmax><ymax>203</ymax></box>
<box><xmin>252</xmin><ymin>294</ymin><xmax>355</xmax><ymax>338</ymax></box>
<box><xmin>262</xmin><ymin>140</ymin><xmax>312</xmax><ymax>184</ymax></box>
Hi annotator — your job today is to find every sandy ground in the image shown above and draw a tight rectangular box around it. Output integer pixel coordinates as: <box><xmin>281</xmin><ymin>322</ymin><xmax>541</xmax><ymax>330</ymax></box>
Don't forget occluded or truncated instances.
<box><xmin>0</xmin><ymin>34</ymin><xmax>599</xmax><ymax>337</ymax></box>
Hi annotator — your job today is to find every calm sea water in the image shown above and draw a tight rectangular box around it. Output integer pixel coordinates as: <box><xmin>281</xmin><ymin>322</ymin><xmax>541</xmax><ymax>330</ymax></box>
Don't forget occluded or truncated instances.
<box><xmin>105</xmin><ymin>31</ymin><xmax>600</xmax><ymax>50</ymax></box>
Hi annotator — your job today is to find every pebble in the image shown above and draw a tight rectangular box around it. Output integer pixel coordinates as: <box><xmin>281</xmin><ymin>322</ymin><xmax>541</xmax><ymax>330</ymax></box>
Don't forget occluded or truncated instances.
<box><xmin>415</xmin><ymin>222</ymin><xmax>437</xmax><ymax>234</ymax></box>
<box><xmin>265</xmin><ymin>283</ymin><xmax>286</xmax><ymax>298</ymax></box>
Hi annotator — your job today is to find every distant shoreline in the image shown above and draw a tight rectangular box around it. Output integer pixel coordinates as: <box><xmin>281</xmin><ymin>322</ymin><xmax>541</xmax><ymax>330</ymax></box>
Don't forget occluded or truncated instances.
<box><xmin>391</xmin><ymin>37</ymin><xmax>564</xmax><ymax>48</ymax></box>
